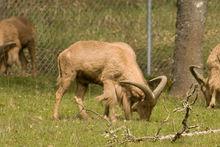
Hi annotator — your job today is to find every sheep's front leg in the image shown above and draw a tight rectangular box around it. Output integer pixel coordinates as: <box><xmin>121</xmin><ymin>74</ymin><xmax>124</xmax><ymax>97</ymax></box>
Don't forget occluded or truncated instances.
<box><xmin>7</xmin><ymin>46</ymin><xmax>22</xmax><ymax>68</ymax></box>
<box><xmin>208</xmin><ymin>90</ymin><xmax>216</xmax><ymax>108</ymax></box>
<box><xmin>96</xmin><ymin>95</ymin><xmax>111</xmax><ymax>120</ymax></box>
<box><xmin>101</xmin><ymin>80</ymin><xmax>117</xmax><ymax>122</ymax></box>
<box><xmin>122</xmin><ymin>94</ymin><xmax>131</xmax><ymax>120</ymax></box>
<box><xmin>74</xmin><ymin>82</ymin><xmax>89</xmax><ymax>120</ymax></box>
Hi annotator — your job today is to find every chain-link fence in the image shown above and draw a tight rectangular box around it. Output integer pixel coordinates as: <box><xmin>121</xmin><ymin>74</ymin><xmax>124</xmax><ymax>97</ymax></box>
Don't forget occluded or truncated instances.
<box><xmin>0</xmin><ymin>0</ymin><xmax>220</xmax><ymax>78</ymax></box>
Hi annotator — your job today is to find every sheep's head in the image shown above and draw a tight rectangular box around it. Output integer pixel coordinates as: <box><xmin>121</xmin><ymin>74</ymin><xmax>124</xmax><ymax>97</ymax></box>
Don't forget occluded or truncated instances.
<box><xmin>120</xmin><ymin>76</ymin><xmax>167</xmax><ymax>120</ymax></box>
<box><xmin>0</xmin><ymin>42</ymin><xmax>16</xmax><ymax>73</ymax></box>
<box><xmin>189</xmin><ymin>65</ymin><xmax>212</xmax><ymax>106</ymax></box>
<box><xmin>131</xmin><ymin>98</ymin><xmax>154</xmax><ymax>120</ymax></box>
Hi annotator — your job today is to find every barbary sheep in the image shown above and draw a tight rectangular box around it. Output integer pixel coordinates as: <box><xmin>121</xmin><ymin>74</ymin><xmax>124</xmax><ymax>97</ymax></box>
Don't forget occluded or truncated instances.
<box><xmin>53</xmin><ymin>41</ymin><xmax>167</xmax><ymax>122</ymax></box>
<box><xmin>190</xmin><ymin>44</ymin><xmax>220</xmax><ymax>108</ymax></box>
<box><xmin>0</xmin><ymin>42</ymin><xmax>16</xmax><ymax>72</ymax></box>
<box><xmin>0</xmin><ymin>16</ymin><xmax>36</xmax><ymax>75</ymax></box>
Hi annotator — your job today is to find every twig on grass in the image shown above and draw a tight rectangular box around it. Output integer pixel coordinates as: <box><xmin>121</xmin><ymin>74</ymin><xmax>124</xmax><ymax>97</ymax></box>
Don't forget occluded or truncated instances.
<box><xmin>171</xmin><ymin>84</ymin><xmax>199</xmax><ymax>142</ymax></box>
<box><xmin>76</xmin><ymin>102</ymin><xmax>112</xmax><ymax>126</ymax></box>
<box><xmin>105</xmin><ymin>126</ymin><xmax>220</xmax><ymax>146</ymax></box>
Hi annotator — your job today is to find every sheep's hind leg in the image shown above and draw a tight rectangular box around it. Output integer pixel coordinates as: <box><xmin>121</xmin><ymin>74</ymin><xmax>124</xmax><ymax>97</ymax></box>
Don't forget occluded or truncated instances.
<box><xmin>19</xmin><ymin>50</ymin><xmax>29</xmax><ymax>76</ymax></box>
<box><xmin>74</xmin><ymin>82</ymin><xmax>89</xmax><ymax>120</ymax></box>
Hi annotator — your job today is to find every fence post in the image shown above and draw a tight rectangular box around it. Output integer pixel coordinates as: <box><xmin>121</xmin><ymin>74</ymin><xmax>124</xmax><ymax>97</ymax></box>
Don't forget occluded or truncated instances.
<box><xmin>147</xmin><ymin>0</ymin><xmax>152</xmax><ymax>76</ymax></box>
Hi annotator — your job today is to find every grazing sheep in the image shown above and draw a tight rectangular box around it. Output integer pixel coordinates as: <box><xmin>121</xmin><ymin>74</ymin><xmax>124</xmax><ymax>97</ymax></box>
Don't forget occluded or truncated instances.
<box><xmin>0</xmin><ymin>42</ymin><xmax>16</xmax><ymax>73</ymax></box>
<box><xmin>0</xmin><ymin>16</ymin><xmax>36</xmax><ymax>75</ymax></box>
<box><xmin>190</xmin><ymin>44</ymin><xmax>220</xmax><ymax>108</ymax></box>
<box><xmin>53</xmin><ymin>41</ymin><xmax>167</xmax><ymax>121</ymax></box>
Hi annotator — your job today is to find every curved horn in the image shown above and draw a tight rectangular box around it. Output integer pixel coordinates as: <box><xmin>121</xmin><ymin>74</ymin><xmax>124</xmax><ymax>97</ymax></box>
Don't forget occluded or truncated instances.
<box><xmin>189</xmin><ymin>65</ymin><xmax>206</xmax><ymax>85</ymax></box>
<box><xmin>149</xmin><ymin>76</ymin><xmax>167</xmax><ymax>102</ymax></box>
<box><xmin>120</xmin><ymin>81</ymin><xmax>155</xmax><ymax>105</ymax></box>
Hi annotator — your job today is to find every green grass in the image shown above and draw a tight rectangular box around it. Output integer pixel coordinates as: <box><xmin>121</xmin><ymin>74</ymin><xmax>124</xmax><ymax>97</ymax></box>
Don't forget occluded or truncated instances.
<box><xmin>1</xmin><ymin>76</ymin><xmax>220</xmax><ymax>146</ymax></box>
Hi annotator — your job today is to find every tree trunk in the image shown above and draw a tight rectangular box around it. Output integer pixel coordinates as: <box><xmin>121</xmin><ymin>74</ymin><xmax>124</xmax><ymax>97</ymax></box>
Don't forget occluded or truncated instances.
<box><xmin>170</xmin><ymin>0</ymin><xmax>207</xmax><ymax>97</ymax></box>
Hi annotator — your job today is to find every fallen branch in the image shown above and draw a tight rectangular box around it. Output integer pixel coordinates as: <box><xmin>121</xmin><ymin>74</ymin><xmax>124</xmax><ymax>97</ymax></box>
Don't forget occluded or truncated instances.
<box><xmin>136</xmin><ymin>128</ymin><xmax>220</xmax><ymax>142</ymax></box>
<box><xmin>76</xmin><ymin>102</ymin><xmax>112</xmax><ymax>126</ymax></box>
<box><xmin>105</xmin><ymin>126</ymin><xmax>220</xmax><ymax>146</ymax></box>
<box><xmin>172</xmin><ymin>84</ymin><xmax>199</xmax><ymax>142</ymax></box>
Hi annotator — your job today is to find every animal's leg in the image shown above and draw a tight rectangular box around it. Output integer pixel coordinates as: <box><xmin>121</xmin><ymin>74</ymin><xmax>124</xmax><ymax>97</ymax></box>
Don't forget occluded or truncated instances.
<box><xmin>19</xmin><ymin>50</ymin><xmax>29</xmax><ymax>76</ymax></box>
<box><xmin>74</xmin><ymin>82</ymin><xmax>89</xmax><ymax>120</ymax></box>
<box><xmin>53</xmin><ymin>74</ymin><xmax>75</xmax><ymax>120</ymax></box>
<box><xmin>0</xmin><ymin>62</ymin><xmax>7</xmax><ymax>75</ymax></box>
<box><xmin>122</xmin><ymin>94</ymin><xmax>131</xmax><ymax>120</ymax></box>
<box><xmin>102</xmin><ymin>93</ymin><xmax>131</xmax><ymax>120</ymax></box>
<box><xmin>103</xmin><ymin>105</ymin><xmax>109</xmax><ymax>120</ymax></box>
<box><xmin>96</xmin><ymin>94</ymin><xmax>106</xmax><ymax>101</ymax></box>
<box><xmin>7</xmin><ymin>46</ymin><xmax>22</xmax><ymax>68</ymax></box>
<box><xmin>208</xmin><ymin>90</ymin><xmax>216</xmax><ymax>108</ymax></box>
<box><xmin>96</xmin><ymin>95</ymin><xmax>111</xmax><ymax>120</ymax></box>
<box><xmin>205</xmin><ymin>95</ymin><xmax>211</xmax><ymax>107</ymax></box>
<box><xmin>102</xmin><ymin>80</ymin><xmax>117</xmax><ymax>122</ymax></box>
<box><xmin>27</xmin><ymin>40</ymin><xmax>36</xmax><ymax>76</ymax></box>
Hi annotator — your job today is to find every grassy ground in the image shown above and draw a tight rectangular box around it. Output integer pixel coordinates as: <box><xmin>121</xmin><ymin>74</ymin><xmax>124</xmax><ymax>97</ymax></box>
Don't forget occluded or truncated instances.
<box><xmin>0</xmin><ymin>76</ymin><xmax>220</xmax><ymax>146</ymax></box>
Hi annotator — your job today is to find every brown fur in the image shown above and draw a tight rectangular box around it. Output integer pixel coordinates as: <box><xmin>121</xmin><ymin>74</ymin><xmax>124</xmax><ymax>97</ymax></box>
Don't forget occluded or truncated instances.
<box><xmin>53</xmin><ymin>41</ymin><xmax>167</xmax><ymax>121</ymax></box>
<box><xmin>0</xmin><ymin>16</ymin><xmax>36</xmax><ymax>75</ymax></box>
<box><xmin>190</xmin><ymin>44</ymin><xmax>220</xmax><ymax>108</ymax></box>
<box><xmin>205</xmin><ymin>44</ymin><xmax>220</xmax><ymax>107</ymax></box>
<box><xmin>207</xmin><ymin>44</ymin><xmax>220</xmax><ymax>91</ymax></box>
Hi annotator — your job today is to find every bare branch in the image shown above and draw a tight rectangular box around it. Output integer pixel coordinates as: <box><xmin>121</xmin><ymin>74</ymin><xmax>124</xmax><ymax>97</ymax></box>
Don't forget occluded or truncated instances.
<box><xmin>76</xmin><ymin>102</ymin><xmax>112</xmax><ymax>126</ymax></box>
<box><xmin>106</xmin><ymin>127</ymin><xmax>220</xmax><ymax>145</ymax></box>
<box><xmin>171</xmin><ymin>84</ymin><xmax>199</xmax><ymax>142</ymax></box>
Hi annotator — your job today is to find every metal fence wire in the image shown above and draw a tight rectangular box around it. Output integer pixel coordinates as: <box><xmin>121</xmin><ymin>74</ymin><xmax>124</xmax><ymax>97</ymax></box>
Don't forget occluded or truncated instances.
<box><xmin>0</xmin><ymin>0</ymin><xmax>219</xmax><ymax>77</ymax></box>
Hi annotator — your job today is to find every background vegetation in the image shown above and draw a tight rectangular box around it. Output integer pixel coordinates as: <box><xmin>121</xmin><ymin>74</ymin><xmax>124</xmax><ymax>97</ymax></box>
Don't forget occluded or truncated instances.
<box><xmin>0</xmin><ymin>0</ymin><xmax>220</xmax><ymax>146</ymax></box>
<box><xmin>0</xmin><ymin>0</ymin><xmax>219</xmax><ymax>76</ymax></box>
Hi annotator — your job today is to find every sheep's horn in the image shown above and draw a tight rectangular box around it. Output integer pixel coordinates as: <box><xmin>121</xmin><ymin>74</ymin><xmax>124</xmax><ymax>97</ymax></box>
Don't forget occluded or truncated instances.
<box><xmin>120</xmin><ymin>81</ymin><xmax>155</xmax><ymax>105</ymax></box>
<box><xmin>189</xmin><ymin>65</ymin><xmax>206</xmax><ymax>85</ymax></box>
<box><xmin>149</xmin><ymin>76</ymin><xmax>167</xmax><ymax>103</ymax></box>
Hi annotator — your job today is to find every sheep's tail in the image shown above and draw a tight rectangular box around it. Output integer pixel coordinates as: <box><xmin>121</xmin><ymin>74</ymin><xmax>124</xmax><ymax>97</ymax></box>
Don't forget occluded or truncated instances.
<box><xmin>56</xmin><ymin>55</ymin><xmax>62</xmax><ymax>86</ymax></box>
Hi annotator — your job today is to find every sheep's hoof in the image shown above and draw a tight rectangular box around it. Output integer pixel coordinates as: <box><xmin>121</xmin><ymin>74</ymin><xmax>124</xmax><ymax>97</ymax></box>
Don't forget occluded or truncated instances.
<box><xmin>79</xmin><ymin>113</ymin><xmax>90</xmax><ymax>120</ymax></box>
<box><xmin>53</xmin><ymin>114</ymin><xmax>60</xmax><ymax>120</ymax></box>
<box><xmin>103</xmin><ymin>115</ymin><xmax>116</xmax><ymax>123</ymax></box>
<box><xmin>110</xmin><ymin>116</ymin><xmax>117</xmax><ymax>123</ymax></box>
<box><xmin>207</xmin><ymin>104</ymin><xmax>215</xmax><ymax>109</ymax></box>
<box><xmin>103</xmin><ymin>115</ymin><xmax>110</xmax><ymax>121</ymax></box>
<box><xmin>20</xmin><ymin>71</ymin><xmax>31</xmax><ymax>77</ymax></box>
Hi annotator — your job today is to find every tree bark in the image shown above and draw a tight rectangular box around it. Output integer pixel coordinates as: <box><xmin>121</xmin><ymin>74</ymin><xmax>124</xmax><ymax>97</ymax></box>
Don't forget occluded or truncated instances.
<box><xmin>170</xmin><ymin>0</ymin><xmax>207</xmax><ymax>97</ymax></box>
